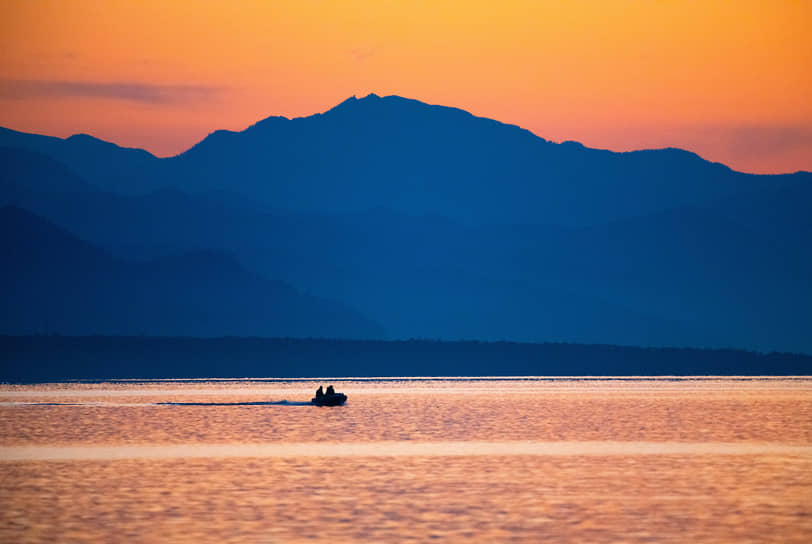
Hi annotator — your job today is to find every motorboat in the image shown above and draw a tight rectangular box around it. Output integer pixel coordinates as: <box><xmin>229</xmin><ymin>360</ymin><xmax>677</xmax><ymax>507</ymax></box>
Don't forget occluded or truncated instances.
<box><xmin>311</xmin><ymin>391</ymin><xmax>347</xmax><ymax>406</ymax></box>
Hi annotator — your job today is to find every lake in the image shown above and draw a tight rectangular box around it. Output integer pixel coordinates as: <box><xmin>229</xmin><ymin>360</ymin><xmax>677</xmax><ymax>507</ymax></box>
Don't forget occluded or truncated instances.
<box><xmin>2</xmin><ymin>377</ymin><xmax>811</xmax><ymax>542</ymax></box>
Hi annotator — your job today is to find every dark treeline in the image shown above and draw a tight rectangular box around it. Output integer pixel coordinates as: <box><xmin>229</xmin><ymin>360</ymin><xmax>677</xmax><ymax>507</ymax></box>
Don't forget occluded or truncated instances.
<box><xmin>1</xmin><ymin>335</ymin><xmax>810</xmax><ymax>382</ymax></box>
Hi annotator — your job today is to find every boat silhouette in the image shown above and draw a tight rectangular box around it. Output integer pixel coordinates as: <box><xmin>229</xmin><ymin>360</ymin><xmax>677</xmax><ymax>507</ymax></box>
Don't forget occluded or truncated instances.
<box><xmin>312</xmin><ymin>386</ymin><xmax>347</xmax><ymax>406</ymax></box>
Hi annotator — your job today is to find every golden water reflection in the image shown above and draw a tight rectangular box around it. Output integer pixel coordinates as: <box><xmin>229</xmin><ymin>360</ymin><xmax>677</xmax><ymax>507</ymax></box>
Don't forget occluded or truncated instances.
<box><xmin>1</xmin><ymin>378</ymin><xmax>811</xmax><ymax>542</ymax></box>
<box><xmin>2</xmin><ymin>389</ymin><xmax>811</xmax><ymax>446</ymax></box>
<box><xmin>3</xmin><ymin>455</ymin><xmax>811</xmax><ymax>543</ymax></box>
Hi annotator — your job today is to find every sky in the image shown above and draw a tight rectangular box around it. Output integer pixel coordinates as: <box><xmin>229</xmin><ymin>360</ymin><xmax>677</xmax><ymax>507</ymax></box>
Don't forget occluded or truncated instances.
<box><xmin>0</xmin><ymin>0</ymin><xmax>810</xmax><ymax>174</ymax></box>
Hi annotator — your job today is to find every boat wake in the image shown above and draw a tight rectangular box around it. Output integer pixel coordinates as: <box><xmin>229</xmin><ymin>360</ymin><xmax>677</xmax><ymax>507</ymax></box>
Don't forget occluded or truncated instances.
<box><xmin>0</xmin><ymin>400</ymin><xmax>314</xmax><ymax>407</ymax></box>
<box><xmin>156</xmin><ymin>400</ymin><xmax>313</xmax><ymax>406</ymax></box>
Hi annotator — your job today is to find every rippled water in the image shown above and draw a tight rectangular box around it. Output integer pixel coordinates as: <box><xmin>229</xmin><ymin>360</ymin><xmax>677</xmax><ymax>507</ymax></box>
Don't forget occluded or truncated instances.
<box><xmin>2</xmin><ymin>377</ymin><xmax>811</xmax><ymax>542</ymax></box>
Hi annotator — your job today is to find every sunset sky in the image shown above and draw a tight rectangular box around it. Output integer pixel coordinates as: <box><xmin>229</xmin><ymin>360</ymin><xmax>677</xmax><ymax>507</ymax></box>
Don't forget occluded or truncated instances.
<box><xmin>1</xmin><ymin>0</ymin><xmax>810</xmax><ymax>174</ymax></box>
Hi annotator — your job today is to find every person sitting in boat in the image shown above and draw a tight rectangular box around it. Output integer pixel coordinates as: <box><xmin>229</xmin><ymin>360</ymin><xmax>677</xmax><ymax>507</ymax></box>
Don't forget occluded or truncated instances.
<box><xmin>315</xmin><ymin>386</ymin><xmax>324</xmax><ymax>398</ymax></box>
<box><xmin>325</xmin><ymin>385</ymin><xmax>335</xmax><ymax>395</ymax></box>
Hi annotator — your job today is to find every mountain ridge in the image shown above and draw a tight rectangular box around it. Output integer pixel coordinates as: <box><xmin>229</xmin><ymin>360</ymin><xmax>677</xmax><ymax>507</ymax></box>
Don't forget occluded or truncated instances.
<box><xmin>3</xmin><ymin>151</ymin><xmax>809</xmax><ymax>352</ymax></box>
<box><xmin>0</xmin><ymin>206</ymin><xmax>384</xmax><ymax>339</ymax></box>
<box><xmin>2</xmin><ymin>95</ymin><xmax>811</xmax><ymax>353</ymax></box>
<box><xmin>2</xmin><ymin>93</ymin><xmax>808</xmax><ymax>174</ymax></box>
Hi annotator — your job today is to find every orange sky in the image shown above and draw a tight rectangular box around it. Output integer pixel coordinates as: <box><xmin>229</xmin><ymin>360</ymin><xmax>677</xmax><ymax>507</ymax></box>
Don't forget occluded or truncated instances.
<box><xmin>1</xmin><ymin>0</ymin><xmax>810</xmax><ymax>173</ymax></box>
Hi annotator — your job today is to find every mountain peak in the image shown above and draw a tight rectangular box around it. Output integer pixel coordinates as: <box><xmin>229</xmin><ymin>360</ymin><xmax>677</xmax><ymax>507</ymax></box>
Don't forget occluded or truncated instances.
<box><xmin>329</xmin><ymin>93</ymin><xmax>383</xmax><ymax>112</ymax></box>
<box><xmin>322</xmin><ymin>93</ymin><xmax>475</xmax><ymax>125</ymax></box>
<box><xmin>65</xmin><ymin>133</ymin><xmax>119</xmax><ymax>150</ymax></box>
<box><xmin>64</xmin><ymin>132</ymin><xmax>157</xmax><ymax>159</ymax></box>
<box><xmin>66</xmin><ymin>133</ymin><xmax>102</xmax><ymax>142</ymax></box>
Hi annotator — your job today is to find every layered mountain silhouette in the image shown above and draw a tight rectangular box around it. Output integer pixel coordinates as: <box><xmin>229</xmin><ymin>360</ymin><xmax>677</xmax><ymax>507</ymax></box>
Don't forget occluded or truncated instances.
<box><xmin>2</xmin><ymin>94</ymin><xmax>810</xmax><ymax>353</ymax></box>
<box><xmin>0</xmin><ymin>206</ymin><xmax>383</xmax><ymax>338</ymax></box>
<box><xmin>3</xmin><ymin>94</ymin><xmax>807</xmax><ymax>225</ymax></box>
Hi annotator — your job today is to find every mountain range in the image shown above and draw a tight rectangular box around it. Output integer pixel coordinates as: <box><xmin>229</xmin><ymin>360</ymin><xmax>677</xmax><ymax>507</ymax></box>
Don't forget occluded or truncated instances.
<box><xmin>1</xmin><ymin>205</ymin><xmax>382</xmax><ymax>338</ymax></box>
<box><xmin>2</xmin><ymin>94</ymin><xmax>810</xmax><ymax>353</ymax></box>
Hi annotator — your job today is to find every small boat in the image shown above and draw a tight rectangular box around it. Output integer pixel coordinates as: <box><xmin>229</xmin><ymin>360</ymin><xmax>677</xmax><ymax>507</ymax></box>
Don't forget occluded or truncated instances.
<box><xmin>311</xmin><ymin>392</ymin><xmax>347</xmax><ymax>406</ymax></box>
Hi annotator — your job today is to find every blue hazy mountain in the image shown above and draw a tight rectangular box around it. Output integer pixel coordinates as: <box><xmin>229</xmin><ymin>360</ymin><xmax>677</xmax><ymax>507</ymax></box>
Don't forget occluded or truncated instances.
<box><xmin>2</xmin><ymin>149</ymin><xmax>810</xmax><ymax>352</ymax></box>
<box><xmin>168</xmin><ymin>95</ymin><xmax>809</xmax><ymax>226</ymax></box>
<box><xmin>3</xmin><ymin>94</ymin><xmax>808</xmax><ymax>224</ymax></box>
<box><xmin>0</xmin><ymin>127</ymin><xmax>159</xmax><ymax>194</ymax></box>
<box><xmin>1</xmin><ymin>95</ymin><xmax>811</xmax><ymax>352</ymax></box>
<box><xmin>0</xmin><ymin>206</ymin><xmax>384</xmax><ymax>338</ymax></box>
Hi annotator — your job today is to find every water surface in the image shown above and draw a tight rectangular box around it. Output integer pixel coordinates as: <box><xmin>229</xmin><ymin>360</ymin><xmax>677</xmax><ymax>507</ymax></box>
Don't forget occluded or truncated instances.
<box><xmin>2</xmin><ymin>377</ymin><xmax>811</xmax><ymax>542</ymax></box>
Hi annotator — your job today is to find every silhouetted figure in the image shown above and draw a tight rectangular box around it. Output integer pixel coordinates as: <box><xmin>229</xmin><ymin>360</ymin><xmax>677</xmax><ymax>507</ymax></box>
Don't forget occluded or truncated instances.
<box><xmin>315</xmin><ymin>385</ymin><xmax>324</xmax><ymax>398</ymax></box>
<box><xmin>325</xmin><ymin>385</ymin><xmax>335</xmax><ymax>395</ymax></box>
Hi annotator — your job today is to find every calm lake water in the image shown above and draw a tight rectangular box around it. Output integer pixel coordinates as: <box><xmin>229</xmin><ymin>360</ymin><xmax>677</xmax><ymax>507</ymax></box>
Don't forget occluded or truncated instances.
<box><xmin>1</xmin><ymin>377</ymin><xmax>811</xmax><ymax>543</ymax></box>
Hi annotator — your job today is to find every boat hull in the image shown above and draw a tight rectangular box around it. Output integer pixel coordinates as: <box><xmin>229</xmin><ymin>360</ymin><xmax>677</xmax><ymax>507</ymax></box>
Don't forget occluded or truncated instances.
<box><xmin>311</xmin><ymin>393</ymin><xmax>347</xmax><ymax>406</ymax></box>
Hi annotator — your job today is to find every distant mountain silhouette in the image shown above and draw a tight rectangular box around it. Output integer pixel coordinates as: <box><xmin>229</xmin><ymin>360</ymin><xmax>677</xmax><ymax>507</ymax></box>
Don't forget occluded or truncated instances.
<box><xmin>165</xmin><ymin>94</ymin><xmax>810</xmax><ymax>226</ymax></box>
<box><xmin>0</xmin><ymin>127</ymin><xmax>159</xmax><ymax>194</ymax></box>
<box><xmin>0</xmin><ymin>206</ymin><xmax>383</xmax><ymax>338</ymax></box>
<box><xmin>1</xmin><ymin>95</ymin><xmax>811</xmax><ymax>353</ymax></box>
<box><xmin>3</xmin><ymin>95</ymin><xmax>808</xmax><ymax>224</ymax></box>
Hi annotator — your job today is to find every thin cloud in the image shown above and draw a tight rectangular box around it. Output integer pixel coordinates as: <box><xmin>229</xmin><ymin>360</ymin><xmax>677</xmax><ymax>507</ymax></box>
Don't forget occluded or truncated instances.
<box><xmin>0</xmin><ymin>79</ymin><xmax>222</xmax><ymax>104</ymax></box>
<box><xmin>718</xmin><ymin>124</ymin><xmax>812</xmax><ymax>160</ymax></box>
